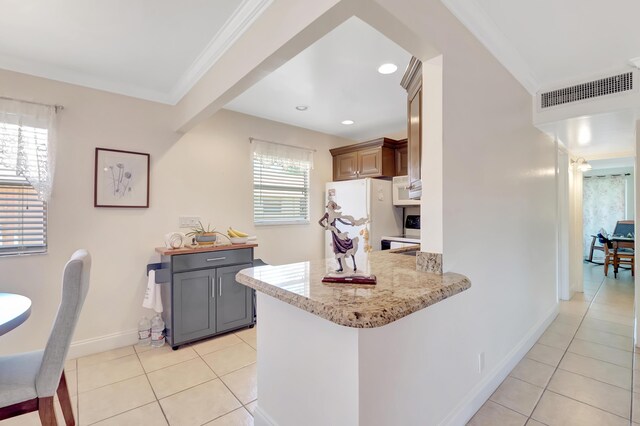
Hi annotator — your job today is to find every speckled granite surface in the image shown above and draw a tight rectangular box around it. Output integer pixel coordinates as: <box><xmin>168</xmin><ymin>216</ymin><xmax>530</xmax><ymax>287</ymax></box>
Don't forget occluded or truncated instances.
<box><xmin>416</xmin><ymin>251</ymin><xmax>443</xmax><ymax>274</ymax></box>
<box><xmin>236</xmin><ymin>250</ymin><xmax>471</xmax><ymax>328</ymax></box>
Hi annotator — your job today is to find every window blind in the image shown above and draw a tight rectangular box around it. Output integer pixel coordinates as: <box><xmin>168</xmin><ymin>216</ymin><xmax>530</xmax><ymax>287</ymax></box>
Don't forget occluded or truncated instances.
<box><xmin>253</xmin><ymin>153</ymin><xmax>310</xmax><ymax>225</ymax></box>
<box><xmin>0</xmin><ymin>122</ymin><xmax>48</xmax><ymax>255</ymax></box>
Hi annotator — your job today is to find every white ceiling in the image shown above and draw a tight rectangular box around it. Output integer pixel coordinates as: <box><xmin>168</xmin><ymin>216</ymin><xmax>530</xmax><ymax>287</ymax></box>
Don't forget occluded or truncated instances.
<box><xmin>538</xmin><ymin>111</ymin><xmax>637</xmax><ymax>157</ymax></box>
<box><xmin>443</xmin><ymin>0</ymin><xmax>640</xmax><ymax>92</ymax></box>
<box><xmin>587</xmin><ymin>157</ymin><xmax>635</xmax><ymax>171</ymax></box>
<box><xmin>442</xmin><ymin>0</ymin><xmax>640</xmax><ymax>157</ymax></box>
<box><xmin>224</xmin><ymin>17</ymin><xmax>411</xmax><ymax>142</ymax></box>
<box><xmin>0</xmin><ymin>0</ymin><xmax>272</xmax><ymax>104</ymax></box>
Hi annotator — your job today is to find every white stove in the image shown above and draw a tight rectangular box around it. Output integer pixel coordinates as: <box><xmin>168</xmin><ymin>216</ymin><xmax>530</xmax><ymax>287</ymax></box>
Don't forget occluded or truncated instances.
<box><xmin>381</xmin><ymin>215</ymin><xmax>420</xmax><ymax>249</ymax></box>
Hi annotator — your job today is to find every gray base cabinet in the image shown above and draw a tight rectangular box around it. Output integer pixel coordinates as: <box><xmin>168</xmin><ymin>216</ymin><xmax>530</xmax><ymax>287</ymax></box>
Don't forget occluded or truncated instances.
<box><xmin>160</xmin><ymin>247</ymin><xmax>255</xmax><ymax>349</ymax></box>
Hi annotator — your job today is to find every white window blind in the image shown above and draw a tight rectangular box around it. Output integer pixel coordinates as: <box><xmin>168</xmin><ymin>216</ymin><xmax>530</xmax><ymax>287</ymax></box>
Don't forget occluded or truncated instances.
<box><xmin>0</xmin><ymin>123</ymin><xmax>48</xmax><ymax>255</ymax></box>
<box><xmin>252</xmin><ymin>140</ymin><xmax>313</xmax><ymax>225</ymax></box>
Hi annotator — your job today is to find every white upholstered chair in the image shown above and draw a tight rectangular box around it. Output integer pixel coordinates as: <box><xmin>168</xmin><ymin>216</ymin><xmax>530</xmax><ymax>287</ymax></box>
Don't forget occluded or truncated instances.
<box><xmin>0</xmin><ymin>250</ymin><xmax>91</xmax><ymax>425</ymax></box>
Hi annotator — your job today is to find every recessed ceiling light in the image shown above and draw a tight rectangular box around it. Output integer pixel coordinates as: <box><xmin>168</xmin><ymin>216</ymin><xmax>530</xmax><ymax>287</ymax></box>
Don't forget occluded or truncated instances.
<box><xmin>377</xmin><ymin>63</ymin><xmax>398</xmax><ymax>74</ymax></box>
<box><xmin>578</xmin><ymin>126</ymin><xmax>591</xmax><ymax>145</ymax></box>
<box><xmin>295</xmin><ymin>105</ymin><xmax>309</xmax><ymax>111</ymax></box>
<box><xmin>341</xmin><ymin>120</ymin><xmax>355</xmax><ymax>125</ymax></box>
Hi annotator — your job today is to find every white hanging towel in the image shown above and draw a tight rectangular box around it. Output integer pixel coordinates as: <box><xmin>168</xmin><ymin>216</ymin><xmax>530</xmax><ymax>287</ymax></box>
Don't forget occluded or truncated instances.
<box><xmin>143</xmin><ymin>270</ymin><xmax>156</xmax><ymax>309</ymax></box>
<box><xmin>153</xmin><ymin>282</ymin><xmax>163</xmax><ymax>313</ymax></box>
<box><xmin>142</xmin><ymin>270</ymin><xmax>163</xmax><ymax>313</ymax></box>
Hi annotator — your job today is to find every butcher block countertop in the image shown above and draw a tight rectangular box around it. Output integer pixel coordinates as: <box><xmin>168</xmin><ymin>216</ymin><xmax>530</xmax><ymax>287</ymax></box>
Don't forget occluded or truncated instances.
<box><xmin>156</xmin><ymin>243</ymin><xmax>258</xmax><ymax>256</ymax></box>
<box><xmin>236</xmin><ymin>249</ymin><xmax>471</xmax><ymax>328</ymax></box>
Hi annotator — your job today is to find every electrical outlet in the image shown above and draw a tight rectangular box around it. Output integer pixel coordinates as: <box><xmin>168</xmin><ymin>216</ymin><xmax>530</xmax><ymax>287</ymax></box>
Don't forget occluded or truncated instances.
<box><xmin>478</xmin><ymin>352</ymin><xmax>485</xmax><ymax>373</ymax></box>
<box><xmin>179</xmin><ymin>216</ymin><xmax>201</xmax><ymax>228</ymax></box>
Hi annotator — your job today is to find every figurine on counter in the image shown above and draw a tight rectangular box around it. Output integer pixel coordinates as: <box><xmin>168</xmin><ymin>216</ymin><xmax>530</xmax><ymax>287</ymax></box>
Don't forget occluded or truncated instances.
<box><xmin>319</xmin><ymin>200</ymin><xmax>368</xmax><ymax>273</ymax></box>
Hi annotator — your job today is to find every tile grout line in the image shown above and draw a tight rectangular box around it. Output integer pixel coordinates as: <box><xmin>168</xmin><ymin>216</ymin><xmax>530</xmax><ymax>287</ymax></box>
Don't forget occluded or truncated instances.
<box><xmin>84</xmin><ymin>402</ymin><xmax>159</xmax><ymax>426</ymax></box>
<box><xmin>194</xmin><ymin>333</ymin><xmax>252</xmax><ymax>423</ymax></box>
<box><xmin>554</xmin><ymin>365</ymin><xmax>632</xmax><ymax>390</ymax></box>
<box><xmin>487</xmin><ymin>399</ymin><xmax>550</xmax><ymax>425</ymax></box>
<box><xmin>201</xmin><ymin>331</ymin><xmax>255</xmax><ymax>424</ymax></box>
<box><xmin>78</xmin><ymin>346</ymin><xmax>160</xmax><ymax>426</ymax></box>
<box><xmin>543</xmin><ymin>389</ymin><xmax>630</xmax><ymax>422</ymax></box>
<box><xmin>533</xmin><ymin>338</ymin><xmax>634</xmax><ymax>370</ymax></box>
<box><xmin>70</xmin><ymin>328</ymin><xmax>256</xmax><ymax>426</ymax></box>
<box><xmin>135</xmin><ymin>345</ymin><xmax>172</xmax><ymax>426</ymax></box>
<box><xmin>525</xmin><ymin>272</ymin><xmax>605</xmax><ymax>424</ymax></box>
<box><xmin>75</xmin><ymin>372</ymin><xmax>147</xmax><ymax>396</ymax></box>
<box><xmin>514</xmin><ymin>357</ymin><xmax>632</xmax><ymax>392</ymax></box>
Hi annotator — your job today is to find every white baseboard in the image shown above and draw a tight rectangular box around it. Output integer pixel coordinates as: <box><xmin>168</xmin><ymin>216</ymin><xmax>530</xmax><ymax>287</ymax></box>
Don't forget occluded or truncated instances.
<box><xmin>67</xmin><ymin>328</ymin><xmax>139</xmax><ymax>359</ymax></box>
<box><xmin>254</xmin><ymin>405</ymin><xmax>279</xmax><ymax>426</ymax></box>
<box><xmin>440</xmin><ymin>303</ymin><xmax>559</xmax><ymax>426</ymax></box>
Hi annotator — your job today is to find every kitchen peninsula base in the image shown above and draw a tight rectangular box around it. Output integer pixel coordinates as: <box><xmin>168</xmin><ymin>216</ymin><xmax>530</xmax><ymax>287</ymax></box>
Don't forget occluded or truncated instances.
<box><xmin>236</xmin><ymin>251</ymin><xmax>471</xmax><ymax>426</ymax></box>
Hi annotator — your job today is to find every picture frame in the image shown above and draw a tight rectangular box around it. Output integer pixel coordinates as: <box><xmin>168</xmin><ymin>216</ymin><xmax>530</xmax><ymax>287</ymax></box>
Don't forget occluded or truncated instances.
<box><xmin>94</xmin><ymin>148</ymin><xmax>150</xmax><ymax>208</ymax></box>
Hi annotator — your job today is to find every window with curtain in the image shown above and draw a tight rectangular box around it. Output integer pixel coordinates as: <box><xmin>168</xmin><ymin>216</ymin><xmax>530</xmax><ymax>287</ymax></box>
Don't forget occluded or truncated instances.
<box><xmin>0</xmin><ymin>99</ymin><xmax>57</xmax><ymax>256</ymax></box>
<box><xmin>252</xmin><ymin>139</ymin><xmax>313</xmax><ymax>225</ymax></box>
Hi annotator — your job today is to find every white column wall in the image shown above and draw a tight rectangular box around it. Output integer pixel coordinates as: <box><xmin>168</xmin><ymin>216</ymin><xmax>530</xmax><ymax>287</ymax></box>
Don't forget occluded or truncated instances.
<box><xmin>557</xmin><ymin>148</ymin><xmax>570</xmax><ymax>300</ymax></box>
<box><xmin>568</xmin><ymin>159</ymin><xmax>584</xmax><ymax>295</ymax></box>
<box><xmin>420</xmin><ymin>55</ymin><xmax>444</xmax><ymax>254</ymax></box>
<box><xmin>635</xmin><ymin>120</ymin><xmax>639</xmax><ymax>348</ymax></box>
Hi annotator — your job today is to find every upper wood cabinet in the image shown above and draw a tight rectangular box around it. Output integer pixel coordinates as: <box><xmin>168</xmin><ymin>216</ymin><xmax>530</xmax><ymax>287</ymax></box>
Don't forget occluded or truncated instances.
<box><xmin>400</xmin><ymin>57</ymin><xmax>422</xmax><ymax>196</ymax></box>
<box><xmin>330</xmin><ymin>138</ymin><xmax>400</xmax><ymax>181</ymax></box>
<box><xmin>395</xmin><ymin>139</ymin><xmax>408</xmax><ymax>177</ymax></box>
<box><xmin>333</xmin><ymin>151</ymin><xmax>358</xmax><ymax>181</ymax></box>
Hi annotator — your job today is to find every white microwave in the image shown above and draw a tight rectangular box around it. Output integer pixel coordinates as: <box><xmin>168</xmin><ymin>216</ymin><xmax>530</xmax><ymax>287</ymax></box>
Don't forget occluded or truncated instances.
<box><xmin>392</xmin><ymin>175</ymin><xmax>421</xmax><ymax>206</ymax></box>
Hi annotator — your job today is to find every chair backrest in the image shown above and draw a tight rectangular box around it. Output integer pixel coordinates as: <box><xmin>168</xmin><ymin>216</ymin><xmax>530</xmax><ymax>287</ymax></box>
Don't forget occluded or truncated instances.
<box><xmin>613</xmin><ymin>220</ymin><xmax>634</xmax><ymax>237</ymax></box>
<box><xmin>35</xmin><ymin>250</ymin><xmax>91</xmax><ymax>397</ymax></box>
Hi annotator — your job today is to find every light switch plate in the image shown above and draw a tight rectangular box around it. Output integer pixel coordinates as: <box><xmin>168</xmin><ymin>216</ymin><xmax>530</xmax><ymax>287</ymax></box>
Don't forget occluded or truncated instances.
<box><xmin>179</xmin><ymin>216</ymin><xmax>201</xmax><ymax>228</ymax></box>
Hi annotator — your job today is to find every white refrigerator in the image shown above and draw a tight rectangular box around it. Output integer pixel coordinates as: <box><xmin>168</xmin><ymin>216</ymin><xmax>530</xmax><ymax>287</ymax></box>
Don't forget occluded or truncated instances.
<box><xmin>324</xmin><ymin>178</ymin><xmax>402</xmax><ymax>262</ymax></box>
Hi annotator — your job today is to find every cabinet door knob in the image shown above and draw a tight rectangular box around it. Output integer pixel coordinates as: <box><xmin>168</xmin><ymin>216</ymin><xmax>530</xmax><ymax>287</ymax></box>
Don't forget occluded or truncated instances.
<box><xmin>219</xmin><ymin>277</ymin><xmax>223</xmax><ymax>297</ymax></box>
<box><xmin>210</xmin><ymin>276</ymin><xmax>215</xmax><ymax>299</ymax></box>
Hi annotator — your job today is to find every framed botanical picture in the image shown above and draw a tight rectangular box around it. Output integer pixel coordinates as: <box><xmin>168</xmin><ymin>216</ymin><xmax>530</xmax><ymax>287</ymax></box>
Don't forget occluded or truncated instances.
<box><xmin>94</xmin><ymin>148</ymin><xmax>150</xmax><ymax>208</ymax></box>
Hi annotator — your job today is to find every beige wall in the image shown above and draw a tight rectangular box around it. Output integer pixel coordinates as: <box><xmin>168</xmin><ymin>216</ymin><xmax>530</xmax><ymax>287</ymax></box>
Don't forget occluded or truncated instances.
<box><xmin>358</xmin><ymin>0</ymin><xmax>558</xmax><ymax>424</ymax></box>
<box><xmin>0</xmin><ymin>69</ymin><xmax>349</xmax><ymax>356</ymax></box>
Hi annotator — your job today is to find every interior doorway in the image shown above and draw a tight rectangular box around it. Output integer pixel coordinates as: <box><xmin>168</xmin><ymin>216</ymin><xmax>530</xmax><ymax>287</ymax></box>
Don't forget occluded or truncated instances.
<box><xmin>582</xmin><ymin>157</ymin><xmax>635</xmax><ymax>273</ymax></box>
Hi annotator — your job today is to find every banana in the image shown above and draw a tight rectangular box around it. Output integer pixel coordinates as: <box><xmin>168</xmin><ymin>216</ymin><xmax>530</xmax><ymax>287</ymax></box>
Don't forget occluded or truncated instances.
<box><xmin>230</xmin><ymin>227</ymin><xmax>249</xmax><ymax>237</ymax></box>
<box><xmin>227</xmin><ymin>228</ymin><xmax>239</xmax><ymax>238</ymax></box>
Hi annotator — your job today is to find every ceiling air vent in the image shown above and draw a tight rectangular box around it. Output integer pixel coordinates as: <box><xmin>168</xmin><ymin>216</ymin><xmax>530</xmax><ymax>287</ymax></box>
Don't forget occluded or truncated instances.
<box><xmin>540</xmin><ymin>72</ymin><xmax>633</xmax><ymax>108</ymax></box>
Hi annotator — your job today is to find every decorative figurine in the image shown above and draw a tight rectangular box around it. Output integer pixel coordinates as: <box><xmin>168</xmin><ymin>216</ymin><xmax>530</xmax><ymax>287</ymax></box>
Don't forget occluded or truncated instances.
<box><xmin>319</xmin><ymin>200</ymin><xmax>368</xmax><ymax>273</ymax></box>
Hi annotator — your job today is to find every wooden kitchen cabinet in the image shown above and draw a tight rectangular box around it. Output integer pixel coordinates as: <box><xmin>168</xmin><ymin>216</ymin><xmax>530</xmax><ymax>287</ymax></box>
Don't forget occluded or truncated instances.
<box><xmin>333</xmin><ymin>151</ymin><xmax>359</xmax><ymax>181</ymax></box>
<box><xmin>330</xmin><ymin>137</ymin><xmax>400</xmax><ymax>181</ymax></box>
<box><xmin>395</xmin><ymin>139</ymin><xmax>408</xmax><ymax>176</ymax></box>
<box><xmin>401</xmin><ymin>57</ymin><xmax>422</xmax><ymax>196</ymax></box>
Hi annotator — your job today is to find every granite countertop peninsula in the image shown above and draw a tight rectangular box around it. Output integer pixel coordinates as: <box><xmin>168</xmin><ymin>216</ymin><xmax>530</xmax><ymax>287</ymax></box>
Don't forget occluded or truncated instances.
<box><xmin>236</xmin><ymin>249</ymin><xmax>471</xmax><ymax>328</ymax></box>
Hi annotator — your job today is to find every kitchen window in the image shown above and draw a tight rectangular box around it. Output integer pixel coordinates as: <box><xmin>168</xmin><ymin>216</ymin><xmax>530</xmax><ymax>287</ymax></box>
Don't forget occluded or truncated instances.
<box><xmin>252</xmin><ymin>138</ymin><xmax>313</xmax><ymax>225</ymax></box>
<box><xmin>0</xmin><ymin>99</ymin><xmax>58</xmax><ymax>256</ymax></box>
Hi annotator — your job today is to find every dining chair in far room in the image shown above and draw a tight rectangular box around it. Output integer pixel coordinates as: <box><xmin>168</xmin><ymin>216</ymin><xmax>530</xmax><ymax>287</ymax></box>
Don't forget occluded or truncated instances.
<box><xmin>603</xmin><ymin>242</ymin><xmax>634</xmax><ymax>280</ymax></box>
<box><xmin>0</xmin><ymin>250</ymin><xmax>91</xmax><ymax>426</ymax></box>
<box><xmin>613</xmin><ymin>220</ymin><xmax>635</xmax><ymax>238</ymax></box>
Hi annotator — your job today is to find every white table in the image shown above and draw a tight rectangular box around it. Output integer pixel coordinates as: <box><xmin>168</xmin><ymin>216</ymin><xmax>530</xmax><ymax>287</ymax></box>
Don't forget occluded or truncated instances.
<box><xmin>0</xmin><ymin>293</ymin><xmax>32</xmax><ymax>336</ymax></box>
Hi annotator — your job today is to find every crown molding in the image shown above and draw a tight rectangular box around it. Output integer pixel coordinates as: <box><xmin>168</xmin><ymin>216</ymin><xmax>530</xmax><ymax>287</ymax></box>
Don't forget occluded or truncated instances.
<box><xmin>441</xmin><ymin>0</ymin><xmax>539</xmax><ymax>95</ymax></box>
<box><xmin>0</xmin><ymin>0</ymin><xmax>272</xmax><ymax>105</ymax></box>
<box><xmin>0</xmin><ymin>53</ymin><xmax>174</xmax><ymax>104</ymax></box>
<box><xmin>168</xmin><ymin>0</ymin><xmax>273</xmax><ymax>104</ymax></box>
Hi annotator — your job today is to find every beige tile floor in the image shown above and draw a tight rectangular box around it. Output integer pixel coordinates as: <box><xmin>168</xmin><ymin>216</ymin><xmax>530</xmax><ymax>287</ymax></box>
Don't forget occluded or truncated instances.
<box><xmin>469</xmin><ymin>263</ymin><xmax>636</xmax><ymax>426</ymax></box>
<box><xmin>2</xmin><ymin>263</ymin><xmax>635</xmax><ymax>426</ymax></box>
<box><xmin>0</xmin><ymin>326</ymin><xmax>257</xmax><ymax>426</ymax></box>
